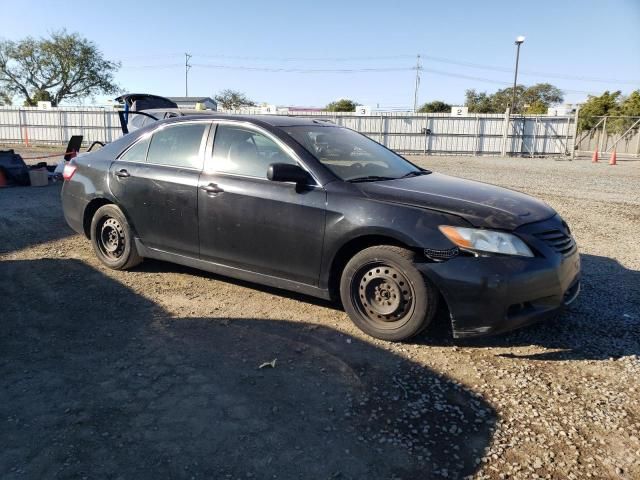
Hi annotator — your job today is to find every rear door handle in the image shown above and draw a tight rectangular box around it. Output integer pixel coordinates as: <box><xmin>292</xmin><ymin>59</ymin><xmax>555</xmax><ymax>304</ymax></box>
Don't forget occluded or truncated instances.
<box><xmin>200</xmin><ymin>183</ymin><xmax>224</xmax><ymax>195</ymax></box>
<box><xmin>115</xmin><ymin>169</ymin><xmax>130</xmax><ymax>178</ymax></box>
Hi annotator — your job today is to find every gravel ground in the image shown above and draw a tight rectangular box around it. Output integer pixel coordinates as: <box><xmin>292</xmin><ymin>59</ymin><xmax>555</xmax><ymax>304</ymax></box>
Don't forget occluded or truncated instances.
<box><xmin>1</xmin><ymin>150</ymin><xmax>639</xmax><ymax>479</ymax></box>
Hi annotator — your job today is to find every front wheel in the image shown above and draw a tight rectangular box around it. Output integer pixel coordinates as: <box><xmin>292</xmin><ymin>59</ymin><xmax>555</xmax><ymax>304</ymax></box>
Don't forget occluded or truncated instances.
<box><xmin>90</xmin><ymin>204</ymin><xmax>142</xmax><ymax>270</ymax></box>
<box><xmin>340</xmin><ymin>245</ymin><xmax>437</xmax><ymax>341</ymax></box>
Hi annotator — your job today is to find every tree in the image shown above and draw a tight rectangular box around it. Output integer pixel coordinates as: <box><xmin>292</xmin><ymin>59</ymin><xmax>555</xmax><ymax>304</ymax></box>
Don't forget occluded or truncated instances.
<box><xmin>465</xmin><ymin>83</ymin><xmax>563</xmax><ymax>114</ymax></box>
<box><xmin>0</xmin><ymin>30</ymin><xmax>120</xmax><ymax>106</ymax></box>
<box><xmin>465</xmin><ymin>89</ymin><xmax>495</xmax><ymax>113</ymax></box>
<box><xmin>0</xmin><ymin>89</ymin><xmax>10</xmax><ymax>106</ymax></box>
<box><xmin>325</xmin><ymin>99</ymin><xmax>358</xmax><ymax>112</ymax></box>
<box><xmin>417</xmin><ymin>100</ymin><xmax>451</xmax><ymax>113</ymax></box>
<box><xmin>576</xmin><ymin>90</ymin><xmax>622</xmax><ymax>132</ymax></box>
<box><xmin>23</xmin><ymin>89</ymin><xmax>52</xmax><ymax>107</ymax></box>
<box><xmin>214</xmin><ymin>89</ymin><xmax>256</xmax><ymax>110</ymax></box>
<box><xmin>617</xmin><ymin>90</ymin><xmax>640</xmax><ymax>117</ymax></box>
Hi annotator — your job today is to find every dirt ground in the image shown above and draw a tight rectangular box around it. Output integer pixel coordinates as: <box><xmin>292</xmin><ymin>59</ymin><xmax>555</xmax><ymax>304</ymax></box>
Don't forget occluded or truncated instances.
<box><xmin>1</xmin><ymin>149</ymin><xmax>639</xmax><ymax>479</ymax></box>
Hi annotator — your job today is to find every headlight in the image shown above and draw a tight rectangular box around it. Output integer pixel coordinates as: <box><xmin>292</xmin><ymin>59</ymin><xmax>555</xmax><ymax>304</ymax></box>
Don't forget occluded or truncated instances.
<box><xmin>439</xmin><ymin>225</ymin><xmax>534</xmax><ymax>257</ymax></box>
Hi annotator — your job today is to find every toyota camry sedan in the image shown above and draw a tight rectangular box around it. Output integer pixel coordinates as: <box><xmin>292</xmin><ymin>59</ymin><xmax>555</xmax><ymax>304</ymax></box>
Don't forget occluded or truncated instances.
<box><xmin>61</xmin><ymin>115</ymin><xmax>580</xmax><ymax>341</ymax></box>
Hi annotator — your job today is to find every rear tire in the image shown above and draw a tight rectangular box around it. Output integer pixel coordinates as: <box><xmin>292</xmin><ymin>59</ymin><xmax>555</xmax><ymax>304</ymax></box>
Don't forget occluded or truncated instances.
<box><xmin>90</xmin><ymin>204</ymin><xmax>142</xmax><ymax>270</ymax></box>
<box><xmin>340</xmin><ymin>245</ymin><xmax>437</xmax><ymax>341</ymax></box>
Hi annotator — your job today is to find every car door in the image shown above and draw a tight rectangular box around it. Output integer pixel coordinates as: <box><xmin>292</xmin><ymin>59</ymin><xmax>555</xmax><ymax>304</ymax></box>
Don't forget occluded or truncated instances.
<box><xmin>109</xmin><ymin>121</ymin><xmax>210</xmax><ymax>257</ymax></box>
<box><xmin>198</xmin><ymin>122</ymin><xmax>326</xmax><ymax>286</ymax></box>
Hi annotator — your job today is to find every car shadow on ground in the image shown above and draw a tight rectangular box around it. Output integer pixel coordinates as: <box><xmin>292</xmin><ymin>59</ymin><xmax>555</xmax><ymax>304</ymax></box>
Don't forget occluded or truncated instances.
<box><xmin>1</xmin><ymin>258</ymin><xmax>495</xmax><ymax>480</ymax></box>
<box><xmin>137</xmin><ymin>258</ymin><xmax>343</xmax><ymax>311</ymax></box>
<box><xmin>417</xmin><ymin>253</ymin><xmax>640</xmax><ymax>361</ymax></box>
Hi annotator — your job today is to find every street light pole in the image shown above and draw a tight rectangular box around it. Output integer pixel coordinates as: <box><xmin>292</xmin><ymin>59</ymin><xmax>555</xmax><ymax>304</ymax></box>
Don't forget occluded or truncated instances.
<box><xmin>511</xmin><ymin>36</ymin><xmax>525</xmax><ymax>114</ymax></box>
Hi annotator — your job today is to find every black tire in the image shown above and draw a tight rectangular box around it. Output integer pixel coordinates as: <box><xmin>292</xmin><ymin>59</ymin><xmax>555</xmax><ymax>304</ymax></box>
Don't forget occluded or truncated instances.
<box><xmin>90</xmin><ymin>204</ymin><xmax>143</xmax><ymax>270</ymax></box>
<box><xmin>339</xmin><ymin>245</ymin><xmax>437</xmax><ymax>341</ymax></box>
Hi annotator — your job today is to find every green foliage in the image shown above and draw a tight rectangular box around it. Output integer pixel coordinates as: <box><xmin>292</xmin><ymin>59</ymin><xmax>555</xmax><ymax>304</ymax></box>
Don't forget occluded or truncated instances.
<box><xmin>0</xmin><ymin>30</ymin><xmax>120</xmax><ymax>106</ymax></box>
<box><xmin>417</xmin><ymin>100</ymin><xmax>451</xmax><ymax>113</ymax></box>
<box><xmin>0</xmin><ymin>89</ymin><xmax>11</xmax><ymax>106</ymax></box>
<box><xmin>577</xmin><ymin>90</ymin><xmax>621</xmax><ymax>132</ymax></box>
<box><xmin>23</xmin><ymin>89</ymin><xmax>52</xmax><ymax>107</ymax></box>
<box><xmin>325</xmin><ymin>99</ymin><xmax>358</xmax><ymax>112</ymax></box>
<box><xmin>466</xmin><ymin>83</ymin><xmax>563</xmax><ymax>114</ymax></box>
<box><xmin>523</xmin><ymin>101</ymin><xmax>548</xmax><ymax>114</ymax></box>
<box><xmin>577</xmin><ymin>90</ymin><xmax>640</xmax><ymax>134</ymax></box>
<box><xmin>618</xmin><ymin>90</ymin><xmax>640</xmax><ymax>117</ymax></box>
<box><xmin>214</xmin><ymin>89</ymin><xmax>256</xmax><ymax>110</ymax></box>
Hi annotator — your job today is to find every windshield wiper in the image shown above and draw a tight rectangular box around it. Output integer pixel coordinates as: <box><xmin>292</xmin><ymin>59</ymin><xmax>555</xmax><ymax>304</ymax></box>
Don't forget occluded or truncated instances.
<box><xmin>347</xmin><ymin>175</ymin><xmax>397</xmax><ymax>183</ymax></box>
<box><xmin>401</xmin><ymin>169</ymin><xmax>431</xmax><ymax>178</ymax></box>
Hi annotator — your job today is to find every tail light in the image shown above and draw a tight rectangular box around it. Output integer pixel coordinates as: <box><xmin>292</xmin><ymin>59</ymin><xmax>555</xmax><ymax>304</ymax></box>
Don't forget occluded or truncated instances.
<box><xmin>62</xmin><ymin>163</ymin><xmax>77</xmax><ymax>181</ymax></box>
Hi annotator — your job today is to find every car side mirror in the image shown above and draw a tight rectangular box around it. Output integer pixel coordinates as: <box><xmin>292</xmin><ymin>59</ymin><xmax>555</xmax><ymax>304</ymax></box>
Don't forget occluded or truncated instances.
<box><xmin>267</xmin><ymin>163</ymin><xmax>312</xmax><ymax>185</ymax></box>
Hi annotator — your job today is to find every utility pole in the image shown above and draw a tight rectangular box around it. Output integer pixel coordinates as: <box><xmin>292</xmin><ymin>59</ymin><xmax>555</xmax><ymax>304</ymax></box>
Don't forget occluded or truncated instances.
<box><xmin>413</xmin><ymin>54</ymin><xmax>421</xmax><ymax>113</ymax></box>
<box><xmin>185</xmin><ymin>53</ymin><xmax>192</xmax><ymax>97</ymax></box>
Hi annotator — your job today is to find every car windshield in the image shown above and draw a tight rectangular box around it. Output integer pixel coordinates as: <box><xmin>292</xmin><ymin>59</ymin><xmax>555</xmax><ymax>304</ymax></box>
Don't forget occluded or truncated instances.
<box><xmin>284</xmin><ymin>125</ymin><xmax>426</xmax><ymax>182</ymax></box>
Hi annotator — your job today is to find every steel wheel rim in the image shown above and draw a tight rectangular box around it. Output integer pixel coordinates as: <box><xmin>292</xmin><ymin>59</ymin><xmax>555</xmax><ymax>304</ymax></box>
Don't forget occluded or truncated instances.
<box><xmin>351</xmin><ymin>262</ymin><xmax>416</xmax><ymax>330</ymax></box>
<box><xmin>98</xmin><ymin>217</ymin><xmax>125</xmax><ymax>260</ymax></box>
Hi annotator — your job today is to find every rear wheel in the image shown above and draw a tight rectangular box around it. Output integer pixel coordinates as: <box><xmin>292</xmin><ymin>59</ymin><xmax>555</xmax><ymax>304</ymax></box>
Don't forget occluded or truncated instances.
<box><xmin>90</xmin><ymin>204</ymin><xmax>142</xmax><ymax>270</ymax></box>
<box><xmin>340</xmin><ymin>245</ymin><xmax>437</xmax><ymax>341</ymax></box>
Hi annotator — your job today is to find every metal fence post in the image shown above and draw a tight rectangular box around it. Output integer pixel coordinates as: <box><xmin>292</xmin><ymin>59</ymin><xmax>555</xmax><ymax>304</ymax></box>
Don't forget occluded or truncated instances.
<box><xmin>531</xmin><ymin>117</ymin><xmax>538</xmax><ymax>158</ymax></box>
<box><xmin>571</xmin><ymin>108</ymin><xmax>580</xmax><ymax>160</ymax></box>
<box><xmin>501</xmin><ymin>108</ymin><xmax>510</xmax><ymax>156</ymax></box>
<box><xmin>599</xmin><ymin>116</ymin><xmax>608</xmax><ymax>153</ymax></box>
<box><xmin>423</xmin><ymin>116</ymin><xmax>428</xmax><ymax>155</ymax></box>
<box><xmin>17</xmin><ymin>108</ymin><xmax>23</xmax><ymax>145</ymax></box>
<box><xmin>474</xmin><ymin>114</ymin><xmax>480</xmax><ymax>155</ymax></box>
<box><xmin>564</xmin><ymin>116</ymin><xmax>571</xmax><ymax>156</ymax></box>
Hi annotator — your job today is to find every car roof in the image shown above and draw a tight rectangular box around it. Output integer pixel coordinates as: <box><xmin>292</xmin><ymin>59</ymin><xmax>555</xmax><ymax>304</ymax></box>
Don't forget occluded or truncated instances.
<box><xmin>158</xmin><ymin>114</ymin><xmax>333</xmax><ymax>128</ymax></box>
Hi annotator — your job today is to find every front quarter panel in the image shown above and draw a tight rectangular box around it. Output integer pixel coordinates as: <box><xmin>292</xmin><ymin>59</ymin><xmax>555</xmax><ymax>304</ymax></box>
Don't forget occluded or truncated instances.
<box><xmin>320</xmin><ymin>182</ymin><xmax>470</xmax><ymax>288</ymax></box>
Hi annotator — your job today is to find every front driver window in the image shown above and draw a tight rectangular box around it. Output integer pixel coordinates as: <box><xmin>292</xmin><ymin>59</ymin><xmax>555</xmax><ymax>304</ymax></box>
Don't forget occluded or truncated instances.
<box><xmin>212</xmin><ymin>125</ymin><xmax>296</xmax><ymax>178</ymax></box>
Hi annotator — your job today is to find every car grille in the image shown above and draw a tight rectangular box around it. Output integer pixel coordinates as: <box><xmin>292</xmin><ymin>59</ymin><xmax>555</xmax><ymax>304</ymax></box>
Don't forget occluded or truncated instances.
<box><xmin>533</xmin><ymin>229</ymin><xmax>576</xmax><ymax>257</ymax></box>
<box><xmin>424</xmin><ymin>247</ymin><xmax>459</xmax><ymax>261</ymax></box>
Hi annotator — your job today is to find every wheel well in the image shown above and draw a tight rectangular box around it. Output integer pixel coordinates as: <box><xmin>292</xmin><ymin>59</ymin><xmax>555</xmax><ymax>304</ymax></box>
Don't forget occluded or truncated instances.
<box><xmin>327</xmin><ymin>235</ymin><xmax>418</xmax><ymax>301</ymax></box>
<box><xmin>83</xmin><ymin>198</ymin><xmax>113</xmax><ymax>238</ymax></box>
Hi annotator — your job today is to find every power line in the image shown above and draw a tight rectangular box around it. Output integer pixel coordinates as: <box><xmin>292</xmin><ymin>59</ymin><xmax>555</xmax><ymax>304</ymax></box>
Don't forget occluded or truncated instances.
<box><xmin>190</xmin><ymin>63</ymin><xmax>414</xmax><ymax>73</ymax></box>
<box><xmin>123</xmin><ymin>51</ymin><xmax>639</xmax><ymax>84</ymax></box>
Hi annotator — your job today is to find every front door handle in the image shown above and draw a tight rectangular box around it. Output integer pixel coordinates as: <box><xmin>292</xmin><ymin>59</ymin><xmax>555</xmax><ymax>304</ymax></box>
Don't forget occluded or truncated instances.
<box><xmin>115</xmin><ymin>169</ymin><xmax>130</xmax><ymax>178</ymax></box>
<box><xmin>200</xmin><ymin>183</ymin><xmax>224</xmax><ymax>195</ymax></box>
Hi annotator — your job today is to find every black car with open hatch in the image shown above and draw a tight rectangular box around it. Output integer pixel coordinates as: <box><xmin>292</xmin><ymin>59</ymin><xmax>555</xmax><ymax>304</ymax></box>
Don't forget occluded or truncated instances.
<box><xmin>61</xmin><ymin>114</ymin><xmax>580</xmax><ymax>341</ymax></box>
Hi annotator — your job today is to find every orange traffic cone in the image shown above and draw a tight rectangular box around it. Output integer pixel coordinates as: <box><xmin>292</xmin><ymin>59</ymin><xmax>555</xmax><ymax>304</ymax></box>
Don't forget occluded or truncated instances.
<box><xmin>609</xmin><ymin>149</ymin><xmax>617</xmax><ymax>166</ymax></box>
<box><xmin>592</xmin><ymin>147</ymin><xmax>599</xmax><ymax>163</ymax></box>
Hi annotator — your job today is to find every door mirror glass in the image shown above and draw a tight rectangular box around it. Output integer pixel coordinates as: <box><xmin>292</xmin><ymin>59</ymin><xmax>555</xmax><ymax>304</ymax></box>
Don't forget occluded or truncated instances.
<box><xmin>267</xmin><ymin>163</ymin><xmax>311</xmax><ymax>184</ymax></box>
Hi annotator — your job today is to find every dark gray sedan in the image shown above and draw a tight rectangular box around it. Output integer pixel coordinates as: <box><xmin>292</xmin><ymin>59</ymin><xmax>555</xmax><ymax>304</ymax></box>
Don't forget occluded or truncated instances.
<box><xmin>61</xmin><ymin>115</ymin><xmax>580</xmax><ymax>341</ymax></box>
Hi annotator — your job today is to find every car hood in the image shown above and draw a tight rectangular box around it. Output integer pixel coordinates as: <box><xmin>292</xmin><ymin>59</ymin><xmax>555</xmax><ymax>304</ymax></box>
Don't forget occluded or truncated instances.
<box><xmin>358</xmin><ymin>172</ymin><xmax>555</xmax><ymax>230</ymax></box>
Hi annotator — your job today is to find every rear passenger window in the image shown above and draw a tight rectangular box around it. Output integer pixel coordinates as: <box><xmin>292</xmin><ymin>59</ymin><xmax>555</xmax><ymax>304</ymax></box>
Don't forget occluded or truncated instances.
<box><xmin>147</xmin><ymin>123</ymin><xmax>207</xmax><ymax>169</ymax></box>
<box><xmin>212</xmin><ymin>125</ymin><xmax>296</xmax><ymax>178</ymax></box>
<box><xmin>120</xmin><ymin>136</ymin><xmax>150</xmax><ymax>163</ymax></box>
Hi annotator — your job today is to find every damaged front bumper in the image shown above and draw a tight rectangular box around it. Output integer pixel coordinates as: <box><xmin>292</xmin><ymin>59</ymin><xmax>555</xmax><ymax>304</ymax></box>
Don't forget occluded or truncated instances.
<box><xmin>418</xmin><ymin>216</ymin><xmax>581</xmax><ymax>338</ymax></box>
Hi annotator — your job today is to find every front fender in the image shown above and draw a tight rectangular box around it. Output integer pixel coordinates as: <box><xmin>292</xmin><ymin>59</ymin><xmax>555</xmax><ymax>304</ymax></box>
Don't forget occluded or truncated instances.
<box><xmin>319</xmin><ymin>188</ymin><xmax>471</xmax><ymax>289</ymax></box>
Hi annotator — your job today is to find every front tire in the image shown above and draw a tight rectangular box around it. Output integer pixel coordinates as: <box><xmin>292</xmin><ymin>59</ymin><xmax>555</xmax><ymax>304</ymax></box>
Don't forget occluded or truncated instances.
<box><xmin>90</xmin><ymin>204</ymin><xmax>142</xmax><ymax>270</ymax></box>
<box><xmin>340</xmin><ymin>245</ymin><xmax>437</xmax><ymax>341</ymax></box>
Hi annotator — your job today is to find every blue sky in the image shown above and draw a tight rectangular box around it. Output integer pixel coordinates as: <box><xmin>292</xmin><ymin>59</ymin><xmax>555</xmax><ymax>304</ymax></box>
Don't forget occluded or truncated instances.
<box><xmin>1</xmin><ymin>0</ymin><xmax>639</xmax><ymax>108</ymax></box>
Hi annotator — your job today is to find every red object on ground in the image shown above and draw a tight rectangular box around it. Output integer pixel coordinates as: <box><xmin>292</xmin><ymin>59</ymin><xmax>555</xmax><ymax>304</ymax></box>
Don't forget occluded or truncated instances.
<box><xmin>592</xmin><ymin>147</ymin><xmax>599</xmax><ymax>163</ymax></box>
<box><xmin>0</xmin><ymin>169</ymin><xmax>7</xmax><ymax>187</ymax></box>
<box><xmin>609</xmin><ymin>149</ymin><xmax>617</xmax><ymax>165</ymax></box>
